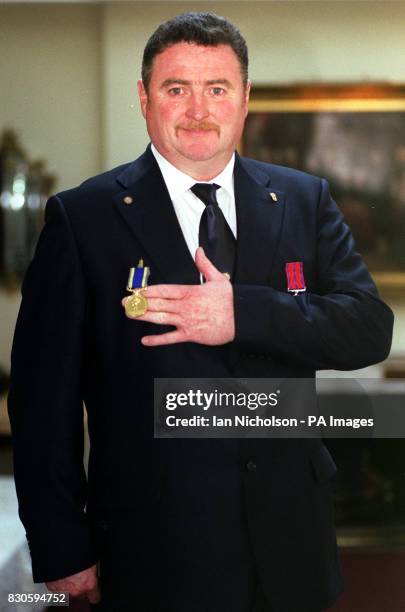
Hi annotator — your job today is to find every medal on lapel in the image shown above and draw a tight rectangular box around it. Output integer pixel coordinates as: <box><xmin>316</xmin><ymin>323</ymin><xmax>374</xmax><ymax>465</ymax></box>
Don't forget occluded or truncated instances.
<box><xmin>125</xmin><ymin>259</ymin><xmax>150</xmax><ymax>318</ymax></box>
<box><xmin>285</xmin><ymin>262</ymin><xmax>306</xmax><ymax>296</ymax></box>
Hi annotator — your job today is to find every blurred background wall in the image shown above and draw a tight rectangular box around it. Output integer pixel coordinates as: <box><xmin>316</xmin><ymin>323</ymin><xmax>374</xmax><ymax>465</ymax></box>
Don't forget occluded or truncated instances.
<box><xmin>1</xmin><ymin>0</ymin><xmax>404</xmax><ymax>368</ymax></box>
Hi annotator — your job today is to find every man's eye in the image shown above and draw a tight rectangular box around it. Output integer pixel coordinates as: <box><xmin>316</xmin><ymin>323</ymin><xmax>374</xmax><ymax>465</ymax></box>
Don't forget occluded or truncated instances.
<box><xmin>210</xmin><ymin>87</ymin><xmax>226</xmax><ymax>96</ymax></box>
<box><xmin>168</xmin><ymin>87</ymin><xmax>184</xmax><ymax>96</ymax></box>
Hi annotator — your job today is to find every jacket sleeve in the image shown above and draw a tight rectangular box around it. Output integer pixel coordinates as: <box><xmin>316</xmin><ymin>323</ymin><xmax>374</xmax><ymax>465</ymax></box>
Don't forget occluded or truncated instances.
<box><xmin>233</xmin><ymin>178</ymin><xmax>394</xmax><ymax>370</ymax></box>
<box><xmin>7</xmin><ymin>195</ymin><xmax>97</xmax><ymax>583</ymax></box>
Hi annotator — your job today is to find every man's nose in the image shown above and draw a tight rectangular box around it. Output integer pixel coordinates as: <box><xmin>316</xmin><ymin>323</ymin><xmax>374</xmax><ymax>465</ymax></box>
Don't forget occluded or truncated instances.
<box><xmin>185</xmin><ymin>93</ymin><xmax>209</xmax><ymax>121</ymax></box>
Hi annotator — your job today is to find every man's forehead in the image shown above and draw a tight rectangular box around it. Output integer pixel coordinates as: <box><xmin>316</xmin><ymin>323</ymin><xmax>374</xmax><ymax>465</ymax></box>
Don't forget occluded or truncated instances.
<box><xmin>150</xmin><ymin>43</ymin><xmax>242</xmax><ymax>84</ymax></box>
<box><xmin>152</xmin><ymin>42</ymin><xmax>240</xmax><ymax>70</ymax></box>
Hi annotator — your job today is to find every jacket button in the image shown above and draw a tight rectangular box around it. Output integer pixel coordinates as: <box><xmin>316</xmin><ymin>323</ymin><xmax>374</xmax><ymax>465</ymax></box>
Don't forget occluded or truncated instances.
<box><xmin>246</xmin><ymin>460</ymin><xmax>257</xmax><ymax>472</ymax></box>
<box><xmin>98</xmin><ymin>519</ymin><xmax>109</xmax><ymax>531</ymax></box>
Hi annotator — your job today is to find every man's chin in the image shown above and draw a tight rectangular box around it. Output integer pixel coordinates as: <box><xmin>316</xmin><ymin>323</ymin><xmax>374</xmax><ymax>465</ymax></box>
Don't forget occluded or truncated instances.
<box><xmin>177</xmin><ymin>143</ymin><xmax>221</xmax><ymax>163</ymax></box>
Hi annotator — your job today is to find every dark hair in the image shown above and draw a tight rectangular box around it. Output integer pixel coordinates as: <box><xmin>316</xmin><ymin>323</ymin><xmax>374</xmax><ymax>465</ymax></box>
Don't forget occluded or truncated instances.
<box><xmin>142</xmin><ymin>12</ymin><xmax>248</xmax><ymax>91</ymax></box>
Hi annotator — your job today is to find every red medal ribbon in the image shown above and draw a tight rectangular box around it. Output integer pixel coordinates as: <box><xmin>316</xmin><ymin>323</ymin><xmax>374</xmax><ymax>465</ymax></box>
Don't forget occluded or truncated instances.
<box><xmin>285</xmin><ymin>262</ymin><xmax>306</xmax><ymax>294</ymax></box>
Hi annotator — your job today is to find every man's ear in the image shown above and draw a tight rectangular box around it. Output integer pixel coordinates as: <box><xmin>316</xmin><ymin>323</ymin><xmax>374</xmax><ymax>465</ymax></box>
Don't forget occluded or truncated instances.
<box><xmin>137</xmin><ymin>79</ymin><xmax>148</xmax><ymax>118</ymax></box>
<box><xmin>244</xmin><ymin>80</ymin><xmax>251</xmax><ymax>116</ymax></box>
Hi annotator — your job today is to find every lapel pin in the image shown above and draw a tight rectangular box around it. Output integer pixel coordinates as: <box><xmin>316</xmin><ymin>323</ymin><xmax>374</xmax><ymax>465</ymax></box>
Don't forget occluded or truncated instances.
<box><xmin>269</xmin><ymin>192</ymin><xmax>278</xmax><ymax>203</ymax></box>
<box><xmin>123</xmin><ymin>195</ymin><xmax>134</xmax><ymax>205</ymax></box>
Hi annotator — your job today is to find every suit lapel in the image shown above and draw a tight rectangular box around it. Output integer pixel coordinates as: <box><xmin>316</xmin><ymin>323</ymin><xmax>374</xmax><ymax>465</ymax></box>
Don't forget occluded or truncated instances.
<box><xmin>233</xmin><ymin>154</ymin><xmax>286</xmax><ymax>284</ymax></box>
<box><xmin>113</xmin><ymin>148</ymin><xmax>199</xmax><ymax>284</ymax></box>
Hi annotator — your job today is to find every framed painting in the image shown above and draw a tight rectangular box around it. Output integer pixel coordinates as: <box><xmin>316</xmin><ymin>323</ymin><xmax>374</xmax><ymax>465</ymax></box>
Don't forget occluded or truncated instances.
<box><xmin>242</xmin><ymin>84</ymin><xmax>405</xmax><ymax>294</ymax></box>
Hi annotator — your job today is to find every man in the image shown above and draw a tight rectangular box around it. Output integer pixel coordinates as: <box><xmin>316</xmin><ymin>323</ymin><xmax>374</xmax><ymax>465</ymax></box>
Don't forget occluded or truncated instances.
<box><xmin>8</xmin><ymin>12</ymin><xmax>393</xmax><ymax>612</ymax></box>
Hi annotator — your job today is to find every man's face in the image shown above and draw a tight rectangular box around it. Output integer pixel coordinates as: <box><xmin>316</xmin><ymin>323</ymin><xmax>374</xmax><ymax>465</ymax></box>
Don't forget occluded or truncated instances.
<box><xmin>138</xmin><ymin>42</ymin><xmax>250</xmax><ymax>175</ymax></box>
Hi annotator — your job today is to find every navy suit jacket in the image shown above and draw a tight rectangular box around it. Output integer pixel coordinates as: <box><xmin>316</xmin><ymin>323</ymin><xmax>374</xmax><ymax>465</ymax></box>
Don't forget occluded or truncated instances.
<box><xmin>8</xmin><ymin>146</ymin><xmax>393</xmax><ymax>612</ymax></box>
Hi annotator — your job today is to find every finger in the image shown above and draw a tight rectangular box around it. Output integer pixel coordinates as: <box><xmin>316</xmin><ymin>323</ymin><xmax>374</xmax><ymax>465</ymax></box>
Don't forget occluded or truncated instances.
<box><xmin>121</xmin><ymin>286</ymin><xmax>187</xmax><ymax>309</ymax></box>
<box><xmin>137</xmin><ymin>311</ymin><xmax>182</xmax><ymax>326</ymax></box>
<box><xmin>144</xmin><ymin>284</ymin><xmax>190</xmax><ymax>299</ymax></box>
<box><xmin>86</xmin><ymin>585</ymin><xmax>101</xmax><ymax>605</ymax></box>
<box><xmin>146</xmin><ymin>297</ymin><xmax>181</xmax><ymax>313</ymax></box>
<box><xmin>121</xmin><ymin>297</ymin><xmax>180</xmax><ymax>320</ymax></box>
<box><xmin>141</xmin><ymin>330</ymin><xmax>187</xmax><ymax>346</ymax></box>
<box><xmin>195</xmin><ymin>247</ymin><xmax>225</xmax><ymax>282</ymax></box>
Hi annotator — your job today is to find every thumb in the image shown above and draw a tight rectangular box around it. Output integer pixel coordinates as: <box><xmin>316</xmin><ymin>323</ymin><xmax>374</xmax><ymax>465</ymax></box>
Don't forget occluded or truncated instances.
<box><xmin>195</xmin><ymin>247</ymin><xmax>224</xmax><ymax>282</ymax></box>
<box><xmin>87</xmin><ymin>584</ymin><xmax>101</xmax><ymax>605</ymax></box>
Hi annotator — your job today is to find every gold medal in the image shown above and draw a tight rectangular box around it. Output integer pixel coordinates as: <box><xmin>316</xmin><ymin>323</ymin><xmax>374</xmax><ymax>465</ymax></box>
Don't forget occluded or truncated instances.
<box><xmin>125</xmin><ymin>259</ymin><xmax>150</xmax><ymax>318</ymax></box>
<box><xmin>125</xmin><ymin>289</ymin><xmax>148</xmax><ymax>318</ymax></box>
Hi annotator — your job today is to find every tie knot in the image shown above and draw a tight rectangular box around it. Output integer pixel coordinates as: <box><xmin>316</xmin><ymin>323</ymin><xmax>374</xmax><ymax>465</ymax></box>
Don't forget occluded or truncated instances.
<box><xmin>191</xmin><ymin>183</ymin><xmax>220</xmax><ymax>207</ymax></box>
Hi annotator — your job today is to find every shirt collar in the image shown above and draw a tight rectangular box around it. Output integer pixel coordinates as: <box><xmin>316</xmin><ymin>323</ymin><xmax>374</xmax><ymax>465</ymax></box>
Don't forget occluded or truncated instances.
<box><xmin>151</xmin><ymin>143</ymin><xmax>235</xmax><ymax>201</ymax></box>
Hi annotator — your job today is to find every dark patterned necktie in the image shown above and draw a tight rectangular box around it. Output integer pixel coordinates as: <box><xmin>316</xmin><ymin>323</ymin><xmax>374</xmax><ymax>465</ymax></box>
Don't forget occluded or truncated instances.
<box><xmin>190</xmin><ymin>183</ymin><xmax>236</xmax><ymax>279</ymax></box>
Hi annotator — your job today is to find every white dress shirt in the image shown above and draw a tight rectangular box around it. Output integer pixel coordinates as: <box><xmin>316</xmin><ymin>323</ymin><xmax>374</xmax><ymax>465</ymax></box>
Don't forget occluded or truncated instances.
<box><xmin>151</xmin><ymin>144</ymin><xmax>237</xmax><ymax>262</ymax></box>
